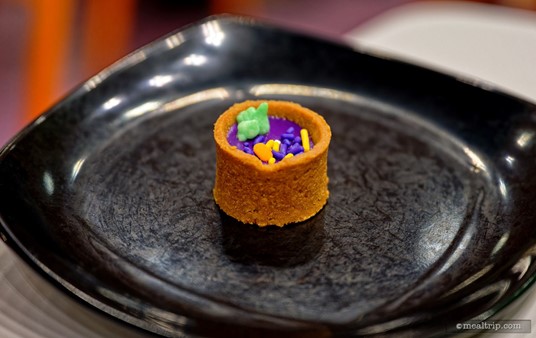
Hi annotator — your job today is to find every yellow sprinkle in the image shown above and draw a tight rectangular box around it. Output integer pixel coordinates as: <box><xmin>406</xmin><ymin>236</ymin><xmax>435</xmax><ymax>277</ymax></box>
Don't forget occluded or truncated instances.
<box><xmin>284</xmin><ymin>153</ymin><xmax>294</xmax><ymax>159</ymax></box>
<box><xmin>268</xmin><ymin>157</ymin><xmax>276</xmax><ymax>165</ymax></box>
<box><xmin>301</xmin><ymin>129</ymin><xmax>310</xmax><ymax>152</ymax></box>
<box><xmin>273</xmin><ymin>140</ymin><xmax>280</xmax><ymax>152</ymax></box>
<box><xmin>265</xmin><ymin>139</ymin><xmax>274</xmax><ymax>149</ymax></box>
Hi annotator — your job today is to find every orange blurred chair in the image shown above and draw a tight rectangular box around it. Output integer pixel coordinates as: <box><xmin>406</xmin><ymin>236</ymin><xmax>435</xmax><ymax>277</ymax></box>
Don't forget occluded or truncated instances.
<box><xmin>21</xmin><ymin>0</ymin><xmax>137</xmax><ymax>126</ymax></box>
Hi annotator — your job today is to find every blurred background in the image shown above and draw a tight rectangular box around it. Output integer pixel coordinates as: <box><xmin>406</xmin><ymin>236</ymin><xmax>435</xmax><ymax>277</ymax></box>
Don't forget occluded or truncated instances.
<box><xmin>1</xmin><ymin>0</ymin><xmax>535</xmax><ymax>147</ymax></box>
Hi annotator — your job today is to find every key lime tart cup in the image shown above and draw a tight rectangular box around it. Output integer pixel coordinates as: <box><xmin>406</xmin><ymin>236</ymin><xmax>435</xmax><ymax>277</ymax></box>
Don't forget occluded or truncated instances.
<box><xmin>213</xmin><ymin>100</ymin><xmax>331</xmax><ymax>226</ymax></box>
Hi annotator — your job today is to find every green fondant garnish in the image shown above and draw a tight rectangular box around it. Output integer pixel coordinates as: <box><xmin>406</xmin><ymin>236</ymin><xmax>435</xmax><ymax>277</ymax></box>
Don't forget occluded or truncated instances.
<box><xmin>237</xmin><ymin>120</ymin><xmax>260</xmax><ymax>140</ymax></box>
<box><xmin>236</xmin><ymin>102</ymin><xmax>269</xmax><ymax>141</ymax></box>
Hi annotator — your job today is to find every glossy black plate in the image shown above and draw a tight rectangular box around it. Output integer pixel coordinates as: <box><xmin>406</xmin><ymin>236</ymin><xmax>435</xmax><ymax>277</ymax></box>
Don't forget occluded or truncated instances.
<box><xmin>1</xmin><ymin>16</ymin><xmax>536</xmax><ymax>337</ymax></box>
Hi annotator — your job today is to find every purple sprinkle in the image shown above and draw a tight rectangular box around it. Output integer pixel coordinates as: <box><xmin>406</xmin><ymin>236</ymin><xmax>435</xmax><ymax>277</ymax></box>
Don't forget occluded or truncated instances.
<box><xmin>293</xmin><ymin>136</ymin><xmax>301</xmax><ymax>144</ymax></box>
<box><xmin>244</xmin><ymin>142</ymin><xmax>250</xmax><ymax>147</ymax></box>
<box><xmin>281</xmin><ymin>133</ymin><xmax>295</xmax><ymax>140</ymax></box>
<box><xmin>286</xmin><ymin>127</ymin><xmax>295</xmax><ymax>133</ymax></box>
<box><xmin>280</xmin><ymin>143</ymin><xmax>288</xmax><ymax>154</ymax></box>
<box><xmin>272</xmin><ymin>150</ymin><xmax>285</xmax><ymax>160</ymax></box>
<box><xmin>282</xmin><ymin>139</ymin><xmax>291</xmax><ymax>146</ymax></box>
<box><xmin>253</xmin><ymin>135</ymin><xmax>266</xmax><ymax>144</ymax></box>
<box><xmin>288</xmin><ymin>144</ymin><xmax>304</xmax><ymax>155</ymax></box>
<box><xmin>243</xmin><ymin>147</ymin><xmax>253</xmax><ymax>154</ymax></box>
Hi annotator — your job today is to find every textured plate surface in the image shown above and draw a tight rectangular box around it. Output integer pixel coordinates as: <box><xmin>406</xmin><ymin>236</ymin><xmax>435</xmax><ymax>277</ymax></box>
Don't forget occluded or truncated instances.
<box><xmin>1</xmin><ymin>16</ymin><xmax>536</xmax><ymax>337</ymax></box>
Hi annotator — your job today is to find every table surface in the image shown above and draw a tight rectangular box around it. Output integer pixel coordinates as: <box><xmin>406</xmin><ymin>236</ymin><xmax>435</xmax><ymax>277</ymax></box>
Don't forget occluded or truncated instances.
<box><xmin>2</xmin><ymin>1</ymin><xmax>536</xmax><ymax>337</ymax></box>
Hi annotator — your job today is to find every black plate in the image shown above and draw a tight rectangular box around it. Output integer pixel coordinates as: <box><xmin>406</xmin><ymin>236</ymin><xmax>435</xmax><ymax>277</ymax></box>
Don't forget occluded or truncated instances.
<box><xmin>1</xmin><ymin>16</ymin><xmax>536</xmax><ymax>338</ymax></box>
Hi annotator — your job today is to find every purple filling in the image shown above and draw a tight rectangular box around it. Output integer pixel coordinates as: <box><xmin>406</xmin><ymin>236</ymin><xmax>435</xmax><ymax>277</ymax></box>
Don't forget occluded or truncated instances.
<box><xmin>227</xmin><ymin>116</ymin><xmax>313</xmax><ymax>163</ymax></box>
<box><xmin>228</xmin><ymin>117</ymin><xmax>302</xmax><ymax>150</ymax></box>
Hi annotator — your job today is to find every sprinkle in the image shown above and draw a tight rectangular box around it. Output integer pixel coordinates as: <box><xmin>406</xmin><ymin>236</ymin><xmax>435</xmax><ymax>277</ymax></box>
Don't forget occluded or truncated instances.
<box><xmin>265</xmin><ymin>139</ymin><xmax>274</xmax><ymax>149</ymax></box>
<box><xmin>273</xmin><ymin>140</ymin><xmax>281</xmax><ymax>151</ymax></box>
<box><xmin>243</xmin><ymin>147</ymin><xmax>253</xmax><ymax>155</ymax></box>
<box><xmin>301</xmin><ymin>129</ymin><xmax>310</xmax><ymax>152</ymax></box>
<box><xmin>286</xmin><ymin>127</ymin><xmax>295</xmax><ymax>133</ymax></box>
<box><xmin>284</xmin><ymin>153</ymin><xmax>294</xmax><ymax>159</ymax></box>
<box><xmin>253</xmin><ymin>135</ymin><xmax>266</xmax><ymax>144</ymax></box>
<box><xmin>272</xmin><ymin>150</ymin><xmax>285</xmax><ymax>161</ymax></box>
<box><xmin>280</xmin><ymin>143</ymin><xmax>288</xmax><ymax>155</ymax></box>
<box><xmin>268</xmin><ymin>157</ymin><xmax>276</xmax><ymax>165</ymax></box>
<box><xmin>244</xmin><ymin>142</ymin><xmax>250</xmax><ymax>147</ymax></box>
<box><xmin>293</xmin><ymin>136</ymin><xmax>301</xmax><ymax>144</ymax></box>
<box><xmin>288</xmin><ymin>143</ymin><xmax>304</xmax><ymax>155</ymax></box>
<box><xmin>283</xmin><ymin>139</ymin><xmax>291</xmax><ymax>146</ymax></box>
<box><xmin>281</xmin><ymin>133</ymin><xmax>295</xmax><ymax>140</ymax></box>
<box><xmin>253</xmin><ymin>143</ymin><xmax>273</xmax><ymax>162</ymax></box>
